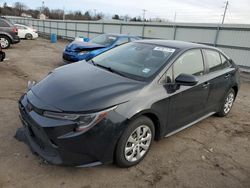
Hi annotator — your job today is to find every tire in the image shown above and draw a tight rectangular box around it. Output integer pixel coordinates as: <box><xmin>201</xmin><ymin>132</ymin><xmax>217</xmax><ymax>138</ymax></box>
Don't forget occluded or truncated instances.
<box><xmin>216</xmin><ymin>88</ymin><xmax>235</xmax><ymax>117</ymax></box>
<box><xmin>25</xmin><ymin>33</ymin><xmax>33</xmax><ymax>40</ymax></box>
<box><xmin>0</xmin><ymin>35</ymin><xmax>11</xmax><ymax>49</ymax></box>
<box><xmin>115</xmin><ymin>116</ymin><xmax>155</xmax><ymax>167</ymax></box>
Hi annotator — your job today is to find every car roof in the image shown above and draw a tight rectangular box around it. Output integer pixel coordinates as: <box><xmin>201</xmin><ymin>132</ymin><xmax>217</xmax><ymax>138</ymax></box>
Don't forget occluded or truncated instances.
<box><xmin>136</xmin><ymin>39</ymin><xmax>217</xmax><ymax>50</ymax></box>
<box><xmin>105</xmin><ymin>33</ymin><xmax>139</xmax><ymax>38</ymax></box>
<box><xmin>14</xmin><ymin>23</ymin><xmax>28</xmax><ymax>27</ymax></box>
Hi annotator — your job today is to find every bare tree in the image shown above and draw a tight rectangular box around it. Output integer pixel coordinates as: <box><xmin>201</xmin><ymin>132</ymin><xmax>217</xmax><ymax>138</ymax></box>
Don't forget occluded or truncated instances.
<box><xmin>13</xmin><ymin>2</ymin><xmax>27</xmax><ymax>16</ymax></box>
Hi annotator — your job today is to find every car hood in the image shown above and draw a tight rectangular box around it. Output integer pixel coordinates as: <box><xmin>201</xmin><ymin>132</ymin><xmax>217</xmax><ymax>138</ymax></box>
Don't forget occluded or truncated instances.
<box><xmin>66</xmin><ymin>41</ymin><xmax>106</xmax><ymax>52</ymax></box>
<box><xmin>30</xmin><ymin>62</ymin><xmax>145</xmax><ymax>112</ymax></box>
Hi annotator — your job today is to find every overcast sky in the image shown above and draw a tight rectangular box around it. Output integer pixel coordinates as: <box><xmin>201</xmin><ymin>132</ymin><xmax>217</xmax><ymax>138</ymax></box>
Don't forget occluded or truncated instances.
<box><xmin>4</xmin><ymin>0</ymin><xmax>250</xmax><ymax>24</ymax></box>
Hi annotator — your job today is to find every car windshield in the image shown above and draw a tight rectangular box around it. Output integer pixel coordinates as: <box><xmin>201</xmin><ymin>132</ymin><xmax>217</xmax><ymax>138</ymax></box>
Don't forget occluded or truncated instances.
<box><xmin>90</xmin><ymin>34</ymin><xmax>117</xmax><ymax>46</ymax></box>
<box><xmin>92</xmin><ymin>42</ymin><xmax>176</xmax><ymax>81</ymax></box>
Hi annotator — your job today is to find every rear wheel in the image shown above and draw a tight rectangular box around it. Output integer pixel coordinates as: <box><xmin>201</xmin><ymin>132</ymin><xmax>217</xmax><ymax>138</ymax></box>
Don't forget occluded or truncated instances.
<box><xmin>216</xmin><ymin>88</ymin><xmax>235</xmax><ymax>117</ymax></box>
<box><xmin>0</xmin><ymin>36</ymin><xmax>10</xmax><ymax>49</ymax></box>
<box><xmin>115</xmin><ymin>116</ymin><xmax>155</xmax><ymax>167</ymax></box>
<box><xmin>25</xmin><ymin>33</ymin><xmax>33</xmax><ymax>40</ymax></box>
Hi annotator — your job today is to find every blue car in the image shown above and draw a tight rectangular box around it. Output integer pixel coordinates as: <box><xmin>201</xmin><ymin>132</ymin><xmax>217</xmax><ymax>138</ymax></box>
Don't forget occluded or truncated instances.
<box><xmin>63</xmin><ymin>34</ymin><xmax>141</xmax><ymax>63</ymax></box>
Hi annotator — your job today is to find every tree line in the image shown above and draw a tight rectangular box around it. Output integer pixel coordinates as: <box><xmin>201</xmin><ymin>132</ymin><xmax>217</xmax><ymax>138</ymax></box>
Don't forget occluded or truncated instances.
<box><xmin>0</xmin><ymin>2</ymin><xmax>167</xmax><ymax>22</ymax></box>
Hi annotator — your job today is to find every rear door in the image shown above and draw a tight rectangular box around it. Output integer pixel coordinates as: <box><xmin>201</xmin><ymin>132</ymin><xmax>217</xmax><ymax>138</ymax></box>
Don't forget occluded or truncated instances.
<box><xmin>163</xmin><ymin>49</ymin><xmax>211</xmax><ymax>133</ymax></box>
<box><xmin>202</xmin><ymin>49</ymin><xmax>235</xmax><ymax>113</ymax></box>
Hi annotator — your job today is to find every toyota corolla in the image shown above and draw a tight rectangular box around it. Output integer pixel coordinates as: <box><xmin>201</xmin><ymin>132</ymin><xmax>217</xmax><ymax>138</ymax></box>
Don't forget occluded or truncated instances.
<box><xmin>17</xmin><ymin>40</ymin><xmax>240</xmax><ymax>167</ymax></box>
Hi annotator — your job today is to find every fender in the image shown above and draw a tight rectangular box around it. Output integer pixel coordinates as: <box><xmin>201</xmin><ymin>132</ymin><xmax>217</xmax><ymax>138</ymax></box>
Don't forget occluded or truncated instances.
<box><xmin>0</xmin><ymin>32</ymin><xmax>13</xmax><ymax>43</ymax></box>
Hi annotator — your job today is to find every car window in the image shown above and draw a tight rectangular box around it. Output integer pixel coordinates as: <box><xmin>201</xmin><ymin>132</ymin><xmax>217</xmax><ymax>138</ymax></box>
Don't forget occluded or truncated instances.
<box><xmin>16</xmin><ymin>25</ymin><xmax>26</xmax><ymax>29</ymax></box>
<box><xmin>116</xmin><ymin>37</ymin><xmax>129</xmax><ymax>46</ymax></box>
<box><xmin>130</xmin><ymin>37</ymin><xmax>138</xmax><ymax>42</ymax></box>
<box><xmin>204</xmin><ymin>49</ymin><xmax>223</xmax><ymax>72</ymax></box>
<box><xmin>173</xmin><ymin>49</ymin><xmax>204</xmax><ymax>79</ymax></box>
<box><xmin>90</xmin><ymin>34</ymin><xmax>117</xmax><ymax>46</ymax></box>
<box><xmin>221</xmin><ymin>54</ymin><xmax>231</xmax><ymax>68</ymax></box>
<box><xmin>0</xmin><ymin>20</ymin><xmax>10</xmax><ymax>27</ymax></box>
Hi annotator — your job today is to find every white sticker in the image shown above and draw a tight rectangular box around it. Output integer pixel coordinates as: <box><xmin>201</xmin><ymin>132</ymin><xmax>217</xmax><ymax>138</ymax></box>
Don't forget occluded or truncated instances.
<box><xmin>142</xmin><ymin>68</ymin><xmax>151</xmax><ymax>74</ymax></box>
<box><xmin>154</xmin><ymin>47</ymin><xmax>175</xmax><ymax>53</ymax></box>
<box><xmin>108</xmin><ymin>36</ymin><xmax>116</xmax><ymax>40</ymax></box>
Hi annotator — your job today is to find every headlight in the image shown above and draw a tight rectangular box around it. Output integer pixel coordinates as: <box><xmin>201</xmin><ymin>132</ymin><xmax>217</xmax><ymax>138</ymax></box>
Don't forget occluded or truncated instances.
<box><xmin>78</xmin><ymin>51</ymin><xmax>89</xmax><ymax>55</ymax></box>
<box><xmin>43</xmin><ymin>106</ymin><xmax>117</xmax><ymax>132</ymax></box>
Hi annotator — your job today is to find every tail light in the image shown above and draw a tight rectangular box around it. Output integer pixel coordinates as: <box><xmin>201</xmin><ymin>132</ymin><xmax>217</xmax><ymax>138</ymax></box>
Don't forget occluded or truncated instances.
<box><xmin>12</xmin><ymin>27</ymin><xmax>18</xmax><ymax>33</ymax></box>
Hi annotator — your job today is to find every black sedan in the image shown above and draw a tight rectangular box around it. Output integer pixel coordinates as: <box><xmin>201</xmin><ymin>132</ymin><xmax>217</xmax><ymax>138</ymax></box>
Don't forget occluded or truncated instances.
<box><xmin>17</xmin><ymin>40</ymin><xmax>240</xmax><ymax>167</ymax></box>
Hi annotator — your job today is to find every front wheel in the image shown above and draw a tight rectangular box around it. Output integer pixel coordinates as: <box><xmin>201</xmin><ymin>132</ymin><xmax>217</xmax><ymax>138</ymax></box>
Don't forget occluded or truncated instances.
<box><xmin>115</xmin><ymin>116</ymin><xmax>155</xmax><ymax>167</ymax></box>
<box><xmin>216</xmin><ymin>88</ymin><xmax>235</xmax><ymax>117</ymax></box>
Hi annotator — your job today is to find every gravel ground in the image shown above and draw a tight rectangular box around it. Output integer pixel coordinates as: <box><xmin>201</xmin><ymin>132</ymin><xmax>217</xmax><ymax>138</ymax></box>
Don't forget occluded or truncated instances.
<box><xmin>0</xmin><ymin>39</ymin><xmax>249</xmax><ymax>188</ymax></box>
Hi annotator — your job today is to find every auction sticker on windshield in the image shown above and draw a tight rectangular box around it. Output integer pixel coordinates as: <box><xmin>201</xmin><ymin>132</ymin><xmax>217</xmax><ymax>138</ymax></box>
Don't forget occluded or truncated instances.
<box><xmin>154</xmin><ymin>47</ymin><xmax>175</xmax><ymax>53</ymax></box>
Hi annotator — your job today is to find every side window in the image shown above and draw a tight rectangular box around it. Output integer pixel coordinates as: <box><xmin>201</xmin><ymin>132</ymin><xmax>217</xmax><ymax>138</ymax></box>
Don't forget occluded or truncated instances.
<box><xmin>173</xmin><ymin>49</ymin><xmax>204</xmax><ymax>79</ymax></box>
<box><xmin>130</xmin><ymin>37</ymin><xmax>138</xmax><ymax>42</ymax></box>
<box><xmin>221</xmin><ymin>54</ymin><xmax>231</xmax><ymax>68</ymax></box>
<box><xmin>116</xmin><ymin>37</ymin><xmax>129</xmax><ymax>46</ymax></box>
<box><xmin>204</xmin><ymin>50</ymin><xmax>223</xmax><ymax>72</ymax></box>
<box><xmin>0</xmin><ymin>20</ymin><xmax>10</xmax><ymax>27</ymax></box>
<box><xmin>16</xmin><ymin>25</ymin><xmax>25</xmax><ymax>29</ymax></box>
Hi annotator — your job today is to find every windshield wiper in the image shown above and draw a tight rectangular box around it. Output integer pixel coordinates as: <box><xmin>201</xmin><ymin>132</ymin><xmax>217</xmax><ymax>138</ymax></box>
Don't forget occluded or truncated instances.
<box><xmin>88</xmin><ymin>59</ymin><xmax>96</xmax><ymax>66</ymax></box>
<box><xmin>95</xmin><ymin>64</ymin><xmax>128</xmax><ymax>78</ymax></box>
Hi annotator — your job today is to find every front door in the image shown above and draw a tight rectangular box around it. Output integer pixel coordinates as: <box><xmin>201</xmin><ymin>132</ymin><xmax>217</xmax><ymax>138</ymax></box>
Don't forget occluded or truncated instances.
<box><xmin>164</xmin><ymin>49</ymin><xmax>210</xmax><ymax>134</ymax></box>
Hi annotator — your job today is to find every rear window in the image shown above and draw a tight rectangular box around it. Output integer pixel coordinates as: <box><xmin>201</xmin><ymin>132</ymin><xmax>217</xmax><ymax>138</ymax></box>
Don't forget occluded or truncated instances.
<box><xmin>221</xmin><ymin>54</ymin><xmax>232</xmax><ymax>68</ymax></box>
<box><xmin>0</xmin><ymin>20</ymin><xmax>10</xmax><ymax>27</ymax></box>
<box><xmin>204</xmin><ymin>49</ymin><xmax>223</xmax><ymax>72</ymax></box>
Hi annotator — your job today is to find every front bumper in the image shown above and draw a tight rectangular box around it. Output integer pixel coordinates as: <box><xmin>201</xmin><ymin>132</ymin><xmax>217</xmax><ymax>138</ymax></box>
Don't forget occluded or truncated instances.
<box><xmin>62</xmin><ymin>51</ymin><xmax>93</xmax><ymax>63</ymax></box>
<box><xmin>17</xmin><ymin>93</ymin><xmax>127</xmax><ymax>166</ymax></box>
<box><xmin>32</xmin><ymin>32</ymin><xmax>39</xmax><ymax>39</ymax></box>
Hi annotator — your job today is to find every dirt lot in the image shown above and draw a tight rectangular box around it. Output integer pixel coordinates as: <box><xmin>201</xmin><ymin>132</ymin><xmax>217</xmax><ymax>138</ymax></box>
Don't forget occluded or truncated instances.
<box><xmin>0</xmin><ymin>39</ymin><xmax>249</xmax><ymax>188</ymax></box>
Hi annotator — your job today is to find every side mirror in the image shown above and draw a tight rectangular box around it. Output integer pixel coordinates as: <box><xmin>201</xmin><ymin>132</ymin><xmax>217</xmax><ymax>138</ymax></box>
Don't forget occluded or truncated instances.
<box><xmin>175</xmin><ymin>73</ymin><xmax>198</xmax><ymax>86</ymax></box>
<box><xmin>84</xmin><ymin>38</ymin><xmax>90</xmax><ymax>42</ymax></box>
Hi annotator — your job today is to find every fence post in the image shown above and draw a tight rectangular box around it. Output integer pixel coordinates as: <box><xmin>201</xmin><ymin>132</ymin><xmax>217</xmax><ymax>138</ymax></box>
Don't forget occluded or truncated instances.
<box><xmin>43</xmin><ymin>20</ymin><xmax>45</xmax><ymax>38</ymax></box>
<box><xmin>214</xmin><ymin>25</ymin><xmax>220</xmax><ymax>47</ymax></box>
<box><xmin>87</xmin><ymin>22</ymin><xmax>90</xmax><ymax>38</ymax></box>
<box><xmin>75</xmin><ymin>22</ymin><xmax>77</xmax><ymax>38</ymax></box>
<box><xmin>120</xmin><ymin>23</ymin><xmax>123</xmax><ymax>34</ymax></box>
<box><xmin>57</xmin><ymin>21</ymin><xmax>58</xmax><ymax>36</ymax></box>
<box><xmin>142</xmin><ymin>23</ymin><xmax>145</xmax><ymax>38</ymax></box>
<box><xmin>102</xmin><ymin>22</ymin><xmax>104</xmax><ymax>34</ymax></box>
<box><xmin>65</xmin><ymin>22</ymin><xmax>68</xmax><ymax>39</ymax></box>
<box><xmin>49</xmin><ymin>20</ymin><xmax>51</xmax><ymax>35</ymax></box>
<box><xmin>173</xmin><ymin>25</ymin><xmax>177</xmax><ymax>40</ymax></box>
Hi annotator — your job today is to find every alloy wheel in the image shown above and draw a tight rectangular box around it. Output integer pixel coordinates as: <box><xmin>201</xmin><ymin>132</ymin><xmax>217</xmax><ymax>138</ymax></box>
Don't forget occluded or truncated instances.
<box><xmin>124</xmin><ymin>125</ymin><xmax>152</xmax><ymax>162</ymax></box>
<box><xmin>224</xmin><ymin>92</ymin><xmax>234</xmax><ymax>114</ymax></box>
<box><xmin>0</xmin><ymin>38</ymin><xmax>9</xmax><ymax>48</ymax></box>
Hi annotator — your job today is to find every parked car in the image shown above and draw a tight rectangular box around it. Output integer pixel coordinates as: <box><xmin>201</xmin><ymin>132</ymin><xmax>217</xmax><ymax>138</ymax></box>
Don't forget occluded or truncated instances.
<box><xmin>14</xmin><ymin>23</ymin><xmax>38</xmax><ymax>40</ymax></box>
<box><xmin>63</xmin><ymin>33</ymin><xmax>141</xmax><ymax>63</ymax></box>
<box><xmin>18</xmin><ymin>40</ymin><xmax>240</xmax><ymax>167</ymax></box>
<box><xmin>0</xmin><ymin>17</ymin><xmax>20</xmax><ymax>49</ymax></box>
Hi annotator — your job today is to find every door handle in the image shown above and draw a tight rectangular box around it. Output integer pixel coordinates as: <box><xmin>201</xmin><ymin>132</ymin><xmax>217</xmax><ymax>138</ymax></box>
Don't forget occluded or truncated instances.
<box><xmin>224</xmin><ymin>74</ymin><xmax>230</xmax><ymax>79</ymax></box>
<box><xmin>202</xmin><ymin>82</ymin><xmax>210</xmax><ymax>89</ymax></box>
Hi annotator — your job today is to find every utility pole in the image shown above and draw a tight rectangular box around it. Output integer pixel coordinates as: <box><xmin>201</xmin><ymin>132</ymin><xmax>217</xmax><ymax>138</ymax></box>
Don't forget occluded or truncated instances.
<box><xmin>221</xmin><ymin>1</ymin><xmax>229</xmax><ymax>24</ymax></box>
<box><xmin>142</xmin><ymin>9</ymin><xmax>147</xmax><ymax>22</ymax></box>
<box><xmin>173</xmin><ymin>12</ymin><xmax>177</xmax><ymax>23</ymax></box>
<box><xmin>63</xmin><ymin>6</ymin><xmax>65</xmax><ymax>21</ymax></box>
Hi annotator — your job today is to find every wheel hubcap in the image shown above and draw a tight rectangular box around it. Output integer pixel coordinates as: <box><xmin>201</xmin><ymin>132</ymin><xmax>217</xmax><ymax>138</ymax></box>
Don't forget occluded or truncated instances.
<box><xmin>224</xmin><ymin>92</ymin><xmax>234</xmax><ymax>114</ymax></box>
<box><xmin>0</xmin><ymin>38</ymin><xmax>8</xmax><ymax>48</ymax></box>
<box><xmin>125</xmin><ymin>125</ymin><xmax>152</xmax><ymax>162</ymax></box>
